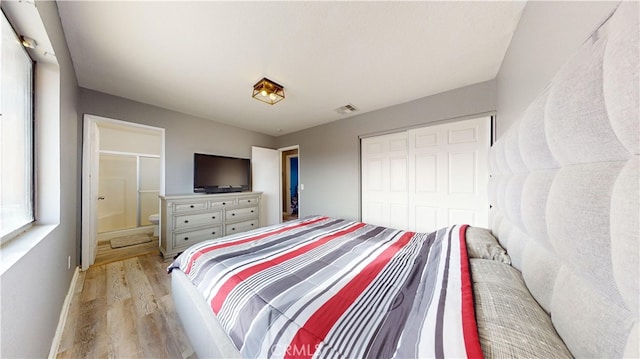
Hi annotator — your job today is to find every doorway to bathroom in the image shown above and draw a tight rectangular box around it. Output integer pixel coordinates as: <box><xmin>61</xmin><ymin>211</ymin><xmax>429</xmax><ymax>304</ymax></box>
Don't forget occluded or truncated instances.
<box><xmin>82</xmin><ymin>115</ymin><xmax>165</xmax><ymax>269</ymax></box>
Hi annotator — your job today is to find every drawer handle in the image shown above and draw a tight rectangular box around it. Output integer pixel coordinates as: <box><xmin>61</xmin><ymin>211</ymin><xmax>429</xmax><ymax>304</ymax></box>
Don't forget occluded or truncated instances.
<box><xmin>250</xmin><ymin>210</ymin><xmax>254</xmax><ymax>213</ymax></box>
<box><xmin>232</xmin><ymin>213</ymin><xmax>235</xmax><ymax>216</ymax></box>
<box><xmin>184</xmin><ymin>237</ymin><xmax>189</xmax><ymax>241</ymax></box>
<box><xmin>184</xmin><ymin>220</ymin><xmax>189</xmax><ymax>223</ymax></box>
<box><xmin>251</xmin><ymin>223</ymin><xmax>254</xmax><ymax>226</ymax></box>
<box><xmin>248</xmin><ymin>200</ymin><xmax>251</xmax><ymax>203</ymax></box>
<box><xmin>212</xmin><ymin>231</ymin><xmax>216</xmax><ymax>235</ymax></box>
<box><xmin>222</xmin><ymin>202</ymin><xmax>226</xmax><ymax>205</ymax></box>
<box><xmin>190</xmin><ymin>205</ymin><xmax>194</xmax><ymax>208</ymax></box>
<box><xmin>212</xmin><ymin>216</ymin><xmax>216</xmax><ymax>219</ymax></box>
<box><xmin>232</xmin><ymin>227</ymin><xmax>235</xmax><ymax>231</ymax></box>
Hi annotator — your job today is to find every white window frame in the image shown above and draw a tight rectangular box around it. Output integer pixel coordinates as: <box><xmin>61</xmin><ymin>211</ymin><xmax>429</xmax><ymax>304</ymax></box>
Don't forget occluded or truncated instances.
<box><xmin>0</xmin><ymin>10</ymin><xmax>35</xmax><ymax>242</ymax></box>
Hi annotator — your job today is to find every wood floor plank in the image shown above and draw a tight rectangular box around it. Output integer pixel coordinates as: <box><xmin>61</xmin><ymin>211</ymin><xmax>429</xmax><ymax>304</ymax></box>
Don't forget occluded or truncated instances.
<box><xmin>105</xmin><ymin>260</ymin><xmax>131</xmax><ymax>306</ymax></box>
<box><xmin>123</xmin><ymin>257</ymin><xmax>158</xmax><ymax>316</ymax></box>
<box><xmin>56</xmin><ymin>253</ymin><xmax>194</xmax><ymax>359</ymax></box>
<box><xmin>107</xmin><ymin>298</ymin><xmax>143</xmax><ymax>358</ymax></box>
<box><xmin>138</xmin><ymin>252</ymin><xmax>171</xmax><ymax>298</ymax></box>
<box><xmin>158</xmin><ymin>293</ymin><xmax>197</xmax><ymax>359</ymax></box>
<box><xmin>80</xmin><ymin>264</ymin><xmax>106</xmax><ymax>302</ymax></box>
<box><xmin>74</xmin><ymin>296</ymin><xmax>109</xmax><ymax>358</ymax></box>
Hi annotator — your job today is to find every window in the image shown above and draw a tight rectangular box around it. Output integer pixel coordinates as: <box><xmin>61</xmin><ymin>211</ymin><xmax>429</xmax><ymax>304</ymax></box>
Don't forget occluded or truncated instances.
<box><xmin>1</xmin><ymin>11</ymin><xmax>34</xmax><ymax>239</ymax></box>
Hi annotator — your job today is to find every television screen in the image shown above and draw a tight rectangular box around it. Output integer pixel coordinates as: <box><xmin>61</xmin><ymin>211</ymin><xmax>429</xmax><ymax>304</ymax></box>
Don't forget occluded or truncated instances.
<box><xmin>193</xmin><ymin>153</ymin><xmax>251</xmax><ymax>193</ymax></box>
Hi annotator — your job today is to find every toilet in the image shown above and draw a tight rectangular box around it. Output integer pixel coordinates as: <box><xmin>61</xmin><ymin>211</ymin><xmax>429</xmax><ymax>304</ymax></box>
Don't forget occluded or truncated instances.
<box><xmin>149</xmin><ymin>213</ymin><xmax>160</xmax><ymax>237</ymax></box>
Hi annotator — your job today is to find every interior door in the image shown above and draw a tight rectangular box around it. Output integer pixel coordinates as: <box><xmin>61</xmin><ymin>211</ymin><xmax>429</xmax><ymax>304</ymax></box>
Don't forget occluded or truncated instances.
<box><xmin>361</xmin><ymin>132</ymin><xmax>409</xmax><ymax>229</ymax></box>
<box><xmin>361</xmin><ymin>116</ymin><xmax>490</xmax><ymax>233</ymax></box>
<box><xmin>408</xmin><ymin>116</ymin><xmax>490</xmax><ymax>232</ymax></box>
<box><xmin>251</xmin><ymin>146</ymin><xmax>280</xmax><ymax>226</ymax></box>
<box><xmin>81</xmin><ymin>118</ymin><xmax>100</xmax><ymax>270</ymax></box>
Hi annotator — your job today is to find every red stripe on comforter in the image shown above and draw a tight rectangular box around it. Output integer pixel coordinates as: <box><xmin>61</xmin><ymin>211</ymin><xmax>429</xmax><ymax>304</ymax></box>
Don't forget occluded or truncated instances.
<box><xmin>285</xmin><ymin>231</ymin><xmax>416</xmax><ymax>359</ymax></box>
<box><xmin>184</xmin><ymin>216</ymin><xmax>329</xmax><ymax>274</ymax></box>
<box><xmin>460</xmin><ymin>224</ymin><xmax>483</xmax><ymax>358</ymax></box>
<box><xmin>211</xmin><ymin>222</ymin><xmax>367</xmax><ymax>314</ymax></box>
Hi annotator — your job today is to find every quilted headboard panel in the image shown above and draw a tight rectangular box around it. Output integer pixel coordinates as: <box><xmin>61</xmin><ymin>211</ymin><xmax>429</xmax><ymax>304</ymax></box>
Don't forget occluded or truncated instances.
<box><xmin>488</xmin><ymin>2</ymin><xmax>639</xmax><ymax>358</ymax></box>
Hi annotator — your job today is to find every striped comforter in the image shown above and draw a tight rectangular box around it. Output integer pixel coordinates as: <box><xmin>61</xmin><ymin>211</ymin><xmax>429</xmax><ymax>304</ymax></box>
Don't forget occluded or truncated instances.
<box><xmin>168</xmin><ymin>216</ymin><xmax>481</xmax><ymax>359</ymax></box>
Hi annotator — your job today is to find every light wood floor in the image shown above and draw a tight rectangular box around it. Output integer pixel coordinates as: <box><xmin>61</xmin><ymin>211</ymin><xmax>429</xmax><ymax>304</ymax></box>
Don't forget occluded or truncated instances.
<box><xmin>55</xmin><ymin>253</ymin><xmax>195</xmax><ymax>359</ymax></box>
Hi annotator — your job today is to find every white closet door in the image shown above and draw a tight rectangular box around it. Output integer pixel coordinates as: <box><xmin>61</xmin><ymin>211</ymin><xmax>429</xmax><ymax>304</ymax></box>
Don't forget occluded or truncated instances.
<box><xmin>408</xmin><ymin>116</ymin><xmax>490</xmax><ymax>232</ymax></box>
<box><xmin>361</xmin><ymin>132</ymin><xmax>409</xmax><ymax>229</ymax></box>
<box><xmin>361</xmin><ymin>116</ymin><xmax>490</xmax><ymax>233</ymax></box>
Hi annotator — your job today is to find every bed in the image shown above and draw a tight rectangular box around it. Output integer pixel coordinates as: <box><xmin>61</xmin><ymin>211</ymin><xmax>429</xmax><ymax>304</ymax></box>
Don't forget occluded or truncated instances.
<box><xmin>169</xmin><ymin>3</ymin><xmax>638</xmax><ymax>358</ymax></box>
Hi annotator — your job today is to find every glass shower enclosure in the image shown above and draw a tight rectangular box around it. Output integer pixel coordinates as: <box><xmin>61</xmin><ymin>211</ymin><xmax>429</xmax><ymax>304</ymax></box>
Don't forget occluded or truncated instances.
<box><xmin>97</xmin><ymin>153</ymin><xmax>160</xmax><ymax>233</ymax></box>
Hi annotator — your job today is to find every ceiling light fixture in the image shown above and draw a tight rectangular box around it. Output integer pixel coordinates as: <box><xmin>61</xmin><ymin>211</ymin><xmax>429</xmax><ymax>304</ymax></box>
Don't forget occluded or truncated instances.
<box><xmin>252</xmin><ymin>77</ymin><xmax>285</xmax><ymax>105</ymax></box>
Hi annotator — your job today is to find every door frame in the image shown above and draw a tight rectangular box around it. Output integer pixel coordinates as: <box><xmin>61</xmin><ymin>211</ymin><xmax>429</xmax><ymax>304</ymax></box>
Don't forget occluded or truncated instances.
<box><xmin>81</xmin><ymin>114</ymin><xmax>166</xmax><ymax>270</ymax></box>
<box><xmin>279</xmin><ymin>145</ymin><xmax>299</xmax><ymax>218</ymax></box>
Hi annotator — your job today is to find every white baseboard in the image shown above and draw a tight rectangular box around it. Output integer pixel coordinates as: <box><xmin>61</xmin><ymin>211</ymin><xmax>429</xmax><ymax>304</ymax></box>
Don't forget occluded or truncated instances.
<box><xmin>48</xmin><ymin>266</ymin><xmax>80</xmax><ymax>358</ymax></box>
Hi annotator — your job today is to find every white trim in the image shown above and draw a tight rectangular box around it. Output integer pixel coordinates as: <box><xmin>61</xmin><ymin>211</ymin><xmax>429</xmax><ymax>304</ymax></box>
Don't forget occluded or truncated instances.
<box><xmin>48</xmin><ymin>266</ymin><xmax>80</xmax><ymax>359</ymax></box>
<box><xmin>278</xmin><ymin>145</ymin><xmax>300</xmax><ymax>218</ymax></box>
<box><xmin>82</xmin><ymin>115</ymin><xmax>166</xmax><ymax>270</ymax></box>
<box><xmin>357</xmin><ymin>110</ymin><xmax>496</xmax><ymax>140</ymax></box>
<box><xmin>284</xmin><ymin>154</ymin><xmax>298</xmax><ymax>215</ymax></box>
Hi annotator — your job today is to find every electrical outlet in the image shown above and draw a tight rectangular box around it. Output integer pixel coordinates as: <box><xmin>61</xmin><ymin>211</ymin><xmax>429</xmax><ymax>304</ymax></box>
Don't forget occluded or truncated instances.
<box><xmin>67</xmin><ymin>256</ymin><xmax>71</xmax><ymax>269</ymax></box>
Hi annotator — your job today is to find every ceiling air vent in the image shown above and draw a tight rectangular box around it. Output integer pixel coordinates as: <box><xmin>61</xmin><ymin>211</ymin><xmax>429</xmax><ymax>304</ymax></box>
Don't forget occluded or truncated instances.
<box><xmin>334</xmin><ymin>103</ymin><xmax>359</xmax><ymax>115</ymax></box>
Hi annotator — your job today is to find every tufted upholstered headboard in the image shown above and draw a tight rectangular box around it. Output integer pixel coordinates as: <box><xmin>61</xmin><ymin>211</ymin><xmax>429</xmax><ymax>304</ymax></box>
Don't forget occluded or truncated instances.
<box><xmin>488</xmin><ymin>2</ymin><xmax>638</xmax><ymax>358</ymax></box>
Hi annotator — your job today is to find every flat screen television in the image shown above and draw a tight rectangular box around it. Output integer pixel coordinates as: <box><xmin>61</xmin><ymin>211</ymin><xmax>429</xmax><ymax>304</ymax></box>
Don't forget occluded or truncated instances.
<box><xmin>193</xmin><ymin>153</ymin><xmax>251</xmax><ymax>193</ymax></box>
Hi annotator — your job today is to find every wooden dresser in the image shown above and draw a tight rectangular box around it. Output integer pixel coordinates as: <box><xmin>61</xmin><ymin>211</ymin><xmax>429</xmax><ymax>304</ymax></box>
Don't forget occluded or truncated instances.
<box><xmin>159</xmin><ymin>192</ymin><xmax>261</xmax><ymax>259</ymax></box>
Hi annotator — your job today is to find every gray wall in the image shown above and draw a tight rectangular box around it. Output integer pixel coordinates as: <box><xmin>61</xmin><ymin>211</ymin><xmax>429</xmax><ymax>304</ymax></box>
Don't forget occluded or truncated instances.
<box><xmin>276</xmin><ymin>80</ymin><xmax>496</xmax><ymax>221</ymax></box>
<box><xmin>79</xmin><ymin>89</ymin><xmax>276</xmax><ymax>195</ymax></box>
<box><xmin>1</xmin><ymin>1</ymin><xmax>79</xmax><ymax>358</ymax></box>
<box><xmin>496</xmin><ymin>1</ymin><xmax>619</xmax><ymax>138</ymax></box>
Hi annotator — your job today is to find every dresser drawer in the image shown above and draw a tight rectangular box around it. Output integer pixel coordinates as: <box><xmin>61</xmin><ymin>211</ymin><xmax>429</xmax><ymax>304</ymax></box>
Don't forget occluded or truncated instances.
<box><xmin>173</xmin><ymin>201</ymin><xmax>208</xmax><ymax>212</ymax></box>
<box><xmin>209</xmin><ymin>198</ymin><xmax>236</xmax><ymax>207</ymax></box>
<box><xmin>226</xmin><ymin>206</ymin><xmax>258</xmax><ymax>220</ymax></box>
<box><xmin>226</xmin><ymin>219</ymin><xmax>258</xmax><ymax>234</ymax></box>
<box><xmin>173</xmin><ymin>226</ymin><xmax>222</xmax><ymax>249</ymax></box>
<box><xmin>238</xmin><ymin>197</ymin><xmax>259</xmax><ymax>206</ymax></box>
<box><xmin>174</xmin><ymin>211</ymin><xmax>221</xmax><ymax>229</ymax></box>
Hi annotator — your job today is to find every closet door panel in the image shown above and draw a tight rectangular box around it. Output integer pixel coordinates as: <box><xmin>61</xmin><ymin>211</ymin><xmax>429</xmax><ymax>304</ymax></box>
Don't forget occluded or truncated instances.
<box><xmin>409</xmin><ymin>117</ymin><xmax>490</xmax><ymax>232</ymax></box>
<box><xmin>362</xmin><ymin>116</ymin><xmax>490</xmax><ymax>233</ymax></box>
<box><xmin>361</xmin><ymin>132</ymin><xmax>408</xmax><ymax>228</ymax></box>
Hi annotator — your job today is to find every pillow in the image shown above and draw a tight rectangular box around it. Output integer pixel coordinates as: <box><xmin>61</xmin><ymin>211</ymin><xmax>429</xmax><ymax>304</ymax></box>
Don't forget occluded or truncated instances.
<box><xmin>465</xmin><ymin>226</ymin><xmax>512</xmax><ymax>264</ymax></box>
<box><xmin>470</xmin><ymin>259</ymin><xmax>573</xmax><ymax>359</ymax></box>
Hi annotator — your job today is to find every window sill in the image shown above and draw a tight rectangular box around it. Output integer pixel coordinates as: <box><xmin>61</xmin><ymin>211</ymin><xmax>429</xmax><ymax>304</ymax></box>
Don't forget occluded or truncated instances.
<box><xmin>0</xmin><ymin>224</ymin><xmax>58</xmax><ymax>276</ymax></box>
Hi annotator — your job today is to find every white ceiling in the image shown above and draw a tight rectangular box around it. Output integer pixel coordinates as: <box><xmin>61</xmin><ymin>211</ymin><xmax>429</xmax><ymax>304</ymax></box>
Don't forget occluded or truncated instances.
<box><xmin>56</xmin><ymin>1</ymin><xmax>525</xmax><ymax>136</ymax></box>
